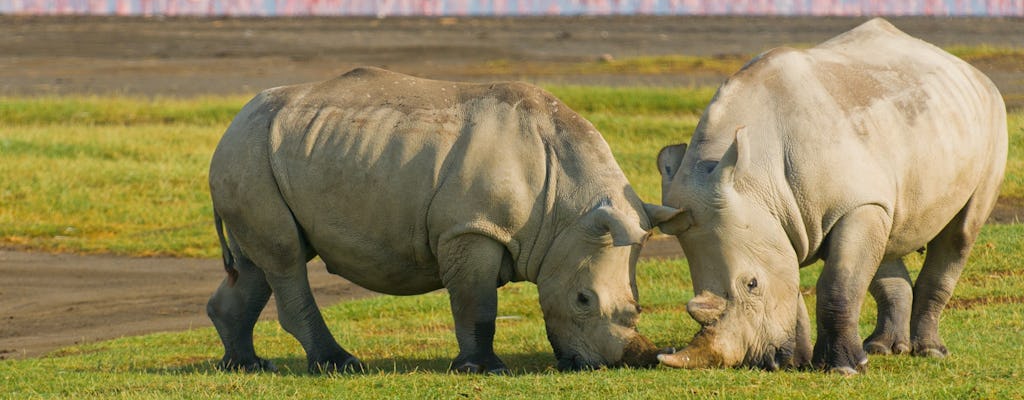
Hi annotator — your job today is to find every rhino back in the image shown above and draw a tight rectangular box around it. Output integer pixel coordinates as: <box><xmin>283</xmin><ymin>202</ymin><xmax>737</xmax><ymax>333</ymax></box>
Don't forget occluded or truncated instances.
<box><xmin>687</xmin><ymin>18</ymin><xmax>1007</xmax><ymax>260</ymax></box>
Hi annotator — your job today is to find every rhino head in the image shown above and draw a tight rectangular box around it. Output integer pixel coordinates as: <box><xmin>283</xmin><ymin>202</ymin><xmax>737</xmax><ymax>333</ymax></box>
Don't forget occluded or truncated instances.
<box><xmin>535</xmin><ymin>201</ymin><xmax>664</xmax><ymax>370</ymax></box>
<box><xmin>645</xmin><ymin>130</ymin><xmax>813</xmax><ymax>370</ymax></box>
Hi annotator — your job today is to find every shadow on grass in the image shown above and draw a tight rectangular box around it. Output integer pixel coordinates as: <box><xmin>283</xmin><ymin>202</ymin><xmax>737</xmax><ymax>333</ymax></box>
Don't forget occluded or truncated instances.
<box><xmin>153</xmin><ymin>352</ymin><xmax>573</xmax><ymax>376</ymax></box>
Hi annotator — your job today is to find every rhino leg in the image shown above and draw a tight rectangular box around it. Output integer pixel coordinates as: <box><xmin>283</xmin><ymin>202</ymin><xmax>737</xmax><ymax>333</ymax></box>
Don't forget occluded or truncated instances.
<box><xmin>218</xmin><ymin>202</ymin><xmax>361</xmax><ymax>374</ymax></box>
<box><xmin>207</xmin><ymin>246</ymin><xmax>275</xmax><ymax>372</ymax></box>
<box><xmin>438</xmin><ymin>234</ymin><xmax>509</xmax><ymax>374</ymax></box>
<box><xmin>864</xmin><ymin>259</ymin><xmax>912</xmax><ymax>355</ymax></box>
<box><xmin>267</xmin><ymin>262</ymin><xmax>363</xmax><ymax>374</ymax></box>
<box><xmin>910</xmin><ymin>198</ymin><xmax>986</xmax><ymax>358</ymax></box>
<box><xmin>813</xmin><ymin>205</ymin><xmax>890</xmax><ymax>375</ymax></box>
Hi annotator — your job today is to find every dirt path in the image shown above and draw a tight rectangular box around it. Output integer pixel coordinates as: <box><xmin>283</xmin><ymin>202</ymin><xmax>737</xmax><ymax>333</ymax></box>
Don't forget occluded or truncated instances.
<box><xmin>1</xmin><ymin>15</ymin><xmax>1021</xmax><ymax>361</ymax></box>
<box><xmin>0</xmin><ymin>238</ymin><xmax>683</xmax><ymax>360</ymax></box>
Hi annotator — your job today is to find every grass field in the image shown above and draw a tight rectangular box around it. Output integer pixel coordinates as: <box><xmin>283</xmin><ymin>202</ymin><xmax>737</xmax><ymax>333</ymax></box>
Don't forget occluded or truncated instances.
<box><xmin>1</xmin><ymin>88</ymin><xmax>1023</xmax><ymax>398</ymax></box>
<box><xmin>1</xmin><ymin>88</ymin><xmax>1020</xmax><ymax>256</ymax></box>
<box><xmin>1</xmin><ymin>225</ymin><xmax>1021</xmax><ymax>398</ymax></box>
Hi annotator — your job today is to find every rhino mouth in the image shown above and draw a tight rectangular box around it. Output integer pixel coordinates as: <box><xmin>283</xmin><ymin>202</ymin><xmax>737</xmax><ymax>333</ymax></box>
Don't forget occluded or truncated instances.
<box><xmin>746</xmin><ymin>345</ymin><xmax>794</xmax><ymax>371</ymax></box>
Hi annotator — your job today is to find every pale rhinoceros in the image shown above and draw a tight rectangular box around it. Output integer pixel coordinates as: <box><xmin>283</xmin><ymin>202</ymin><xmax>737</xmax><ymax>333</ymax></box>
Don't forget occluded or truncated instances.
<box><xmin>645</xmin><ymin>18</ymin><xmax>1007</xmax><ymax>374</ymax></box>
<box><xmin>207</xmin><ymin>67</ymin><xmax>663</xmax><ymax>374</ymax></box>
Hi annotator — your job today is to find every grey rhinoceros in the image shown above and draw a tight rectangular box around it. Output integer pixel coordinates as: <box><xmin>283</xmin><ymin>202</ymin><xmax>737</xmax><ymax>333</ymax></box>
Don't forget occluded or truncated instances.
<box><xmin>207</xmin><ymin>67</ymin><xmax>663</xmax><ymax>374</ymax></box>
<box><xmin>645</xmin><ymin>18</ymin><xmax>1007</xmax><ymax>374</ymax></box>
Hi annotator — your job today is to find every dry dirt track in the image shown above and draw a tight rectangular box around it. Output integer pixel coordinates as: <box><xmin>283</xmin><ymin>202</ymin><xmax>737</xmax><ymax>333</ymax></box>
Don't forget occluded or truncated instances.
<box><xmin>0</xmin><ymin>239</ymin><xmax>683</xmax><ymax>359</ymax></box>
<box><xmin>1</xmin><ymin>15</ymin><xmax>1022</xmax><ymax>360</ymax></box>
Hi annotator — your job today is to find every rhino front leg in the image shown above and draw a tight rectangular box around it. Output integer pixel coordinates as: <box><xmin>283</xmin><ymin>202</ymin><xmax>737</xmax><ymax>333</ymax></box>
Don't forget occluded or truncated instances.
<box><xmin>438</xmin><ymin>234</ymin><xmax>509</xmax><ymax>374</ymax></box>
<box><xmin>207</xmin><ymin>248</ymin><xmax>276</xmax><ymax>372</ymax></box>
<box><xmin>814</xmin><ymin>206</ymin><xmax>890</xmax><ymax>375</ymax></box>
<box><xmin>864</xmin><ymin>259</ymin><xmax>912</xmax><ymax>355</ymax></box>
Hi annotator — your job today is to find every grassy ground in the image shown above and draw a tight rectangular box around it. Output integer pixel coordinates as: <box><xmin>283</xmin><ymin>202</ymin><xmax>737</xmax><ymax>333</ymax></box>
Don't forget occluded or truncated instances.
<box><xmin>1</xmin><ymin>88</ymin><xmax>1022</xmax><ymax>398</ymax></box>
<box><xmin>2</xmin><ymin>89</ymin><xmax>1020</xmax><ymax>256</ymax></box>
<box><xmin>1</xmin><ymin>224</ymin><xmax>1021</xmax><ymax>398</ymax></box>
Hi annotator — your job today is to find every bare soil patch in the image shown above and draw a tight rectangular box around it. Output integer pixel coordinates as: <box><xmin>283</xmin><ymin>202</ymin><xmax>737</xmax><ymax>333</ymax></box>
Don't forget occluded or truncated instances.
<box><xmin>0</xmin><ymin>15</ymin><xmax>1020</xmax><ymax>360</ymax></box>
<box><xmin>0</xmin><ymin>239</ymin><xmax>682</xmax><ymax>360</ymax></box>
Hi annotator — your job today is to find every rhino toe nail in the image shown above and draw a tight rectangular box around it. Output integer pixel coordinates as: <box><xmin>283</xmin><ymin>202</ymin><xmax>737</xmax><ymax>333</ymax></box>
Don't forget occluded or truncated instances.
<box><xmin>864</xmin><ymin>342</ymin><xmax>891</xmax><ymax>355</ymax></box>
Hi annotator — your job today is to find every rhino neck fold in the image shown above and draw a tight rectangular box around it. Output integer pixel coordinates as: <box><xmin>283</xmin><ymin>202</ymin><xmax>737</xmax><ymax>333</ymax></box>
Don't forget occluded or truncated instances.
<box><xmin>520</xmin><ymin>142</ymin><xmax>560</xmax><ymax>284</ymax></box>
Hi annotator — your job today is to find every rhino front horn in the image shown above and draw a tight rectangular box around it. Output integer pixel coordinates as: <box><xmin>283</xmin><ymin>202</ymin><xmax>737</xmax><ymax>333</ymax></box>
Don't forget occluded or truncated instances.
<box><xmin>658</xmin><ymin>328</ymin><xmax>725</xmax><ymax>369</ymax></box>
<box><xmin>657</xmin><ymin>345</ymin><xmax>724</xmax><ymax>369</ymax></box>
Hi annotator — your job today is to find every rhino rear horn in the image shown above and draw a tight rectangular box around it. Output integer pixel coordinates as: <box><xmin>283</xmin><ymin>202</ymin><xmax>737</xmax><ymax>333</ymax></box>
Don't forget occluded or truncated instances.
<box><xmin>687</xmin><ymin>291</ymin><xmax>727</xmax><ymax>326</ymax></box>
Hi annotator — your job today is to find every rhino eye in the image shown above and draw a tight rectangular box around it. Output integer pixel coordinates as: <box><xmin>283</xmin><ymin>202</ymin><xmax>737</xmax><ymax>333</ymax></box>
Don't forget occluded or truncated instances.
<box><xmin>746</xmin><ymin>278</ymin><xmax>758</xmax><ymax>291</ymax></box>
<box><xmin>577</xmin><ymin>293</ymin><xmax>590</xmax><ymax>305</ymax></box>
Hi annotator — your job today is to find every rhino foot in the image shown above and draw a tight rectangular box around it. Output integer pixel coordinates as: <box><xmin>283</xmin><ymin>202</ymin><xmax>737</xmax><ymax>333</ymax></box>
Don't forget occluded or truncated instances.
<box><xmin>218</xmin><ymin>356</ymin><xmax>278</xmax><ymax>373</ymax></box>
<box><xmin>911</xmin><ymin>342</ymin><xmax>949</xmax><ymax>358</ymax></box>
<box><xmin>813</xmin><ymin>336</ymin><xmax>870</xmax><ymax>375</ymax></box>
<box><xmin>863</xmin><ymin>335</ymin><xmax>911</xmax><ymax>355</ymax></box>
<box><xmin>308</xmin><ymin>351</ymin><xmax>365</xmax><ymax>374</ymax></box>
<box><xmin>451</xmin><ymin>353</ymin><xmax>509</xmax><ymax>375</ymax></box>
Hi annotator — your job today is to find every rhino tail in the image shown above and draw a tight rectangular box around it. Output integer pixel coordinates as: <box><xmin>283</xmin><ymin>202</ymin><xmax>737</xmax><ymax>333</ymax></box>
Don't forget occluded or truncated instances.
<box><xmin>214</xmin><ymin>211</ymin><xmax>239</xmax><ymax>285</ymax></box>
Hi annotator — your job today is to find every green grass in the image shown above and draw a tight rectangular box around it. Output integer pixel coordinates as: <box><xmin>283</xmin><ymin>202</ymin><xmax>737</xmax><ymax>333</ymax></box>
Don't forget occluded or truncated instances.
<box><xmin>468</xmin><ymin>54</ymin><xmax>750</xmax><ymax>77</ymax></box>
<box><xmin>1</xmin><ymin>89</ymin><xmax>1022</xmax><ymax>256</ymax></box>
<box><xmin>1</xmin><ymin>224</ymin><xmax>1022</xmax><ymax>398</ymax></box>
<box><xmin>1</xmin><ymin>89</ymin><xmax>1023</xmax><ymax>397</ymax></box>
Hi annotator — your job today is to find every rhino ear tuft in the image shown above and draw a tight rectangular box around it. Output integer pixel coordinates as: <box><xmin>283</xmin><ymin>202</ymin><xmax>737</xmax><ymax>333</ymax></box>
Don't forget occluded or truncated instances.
<box><xmin>587</xmin><ymin>205</ymin><xmax>649</xmax><ymax>247</ymax></box>
<box><xmin>643</xmin><ymin>203</ymin><xmax>692</xmax><ymax>235</ymax></box>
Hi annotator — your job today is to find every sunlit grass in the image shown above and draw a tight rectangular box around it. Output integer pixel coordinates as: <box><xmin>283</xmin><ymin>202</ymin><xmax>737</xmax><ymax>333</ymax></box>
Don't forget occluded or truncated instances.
<box><xmin>470</xmin><ymin>54</ymin><xmax>750</xmax><ymax>77</ymax></box>
<box><xmin>1</xmin><ymin>88</ymin><xmax>1021</xmax><ymax>256</ymax></box>
<box><xmin>1</xmin><ymin>224</ymin><xmax>1021</xmax><ymax>397</ymax></box>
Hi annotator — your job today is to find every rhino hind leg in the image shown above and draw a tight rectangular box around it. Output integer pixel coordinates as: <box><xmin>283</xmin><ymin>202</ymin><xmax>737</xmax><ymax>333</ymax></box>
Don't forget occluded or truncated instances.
<box><xmin>438</xmin><ymin>234</ymin><xmax>510</xmax><ymax>374</ymax></box>
<box><xmin>207</xmin><ymin>245</ymin><xmax>275</xmax><ymax>372</ymax></box>
<box><xmin>217</xmin><ymin>203</ymin><xmax>362</xmax><ymax>374</ymax></box>
<box><xmin>262</xmin><ymin>246</ymin><xmax>364</xmax><ymax>374</ymax></box>
<box><xmin>863</xmin><ymin>259</ymin><xmax>912</xmax><ymax>355</ymax></box>
<box><xmin>909</xmin><ymin>196</ymin><xmax>989</xmax><ymax>358</ymax></box>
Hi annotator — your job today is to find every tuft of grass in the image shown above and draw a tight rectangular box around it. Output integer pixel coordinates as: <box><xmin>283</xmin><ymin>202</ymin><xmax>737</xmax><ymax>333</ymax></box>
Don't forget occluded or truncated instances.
<box><xmin>1</xmin><ymin>224</ymin><xmax>1022</xmax><ymax>397</ymax></box>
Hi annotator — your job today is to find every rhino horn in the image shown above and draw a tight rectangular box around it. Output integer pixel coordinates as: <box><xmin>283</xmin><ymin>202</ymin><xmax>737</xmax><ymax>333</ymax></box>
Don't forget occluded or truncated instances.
<box><xmin>687</xmin><ymin>291</ymin><xmax>727</xmax><ymax>326</ymax></box>
<box><xmin>658</xmin><ymin>327</ymin><xmax>725</xmax><ymax>369</ymax></box>
<box><xmin>587</xmin><ymin>204</ymin><xmax>649</xmax><ymax>246</ymax></box>
<box><xmin>643</xmin><ymin>203</ymin><xmax>692</xmax><ymax>236</ymax></box>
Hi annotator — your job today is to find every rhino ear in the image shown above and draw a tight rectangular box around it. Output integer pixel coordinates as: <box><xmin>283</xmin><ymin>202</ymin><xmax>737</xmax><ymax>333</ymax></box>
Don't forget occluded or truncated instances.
<box><xmin>643</xmin><ymin>203</ymin><xmax>693</xmax><ymax>235</ymax></box>
<box><xmin>711</xmin><ymin>126</ymin><xmax>750</xmax><ymax>185</ymax></box>
<box><xmin>586</xmin><ymin>205</ymin><xmax>649</xmax><ymax>247</ymax></box>
<box><xmin>657</xmin><ymin>143</ymin><xmax>687</xmax><ymax>197</ymax></box>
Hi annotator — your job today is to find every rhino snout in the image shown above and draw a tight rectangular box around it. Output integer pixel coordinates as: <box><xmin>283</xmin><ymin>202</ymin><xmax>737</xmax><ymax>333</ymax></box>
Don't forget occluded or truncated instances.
<box><xmin>617</xmin><ymin>333</ymin><xmax>663</xmax><ymax>368</ymax></box>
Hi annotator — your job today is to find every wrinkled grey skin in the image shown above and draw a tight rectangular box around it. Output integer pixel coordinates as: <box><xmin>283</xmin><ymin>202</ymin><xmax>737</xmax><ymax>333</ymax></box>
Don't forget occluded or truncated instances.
<box><xmin>207</xmin><ymin>67</ymin><xmax>662</xmax><ymax>374</ymax></box>
<box><xmin>647</xmin><ymin>18</ymin><xmax>1007</xmax><ymax>374</ymax></box>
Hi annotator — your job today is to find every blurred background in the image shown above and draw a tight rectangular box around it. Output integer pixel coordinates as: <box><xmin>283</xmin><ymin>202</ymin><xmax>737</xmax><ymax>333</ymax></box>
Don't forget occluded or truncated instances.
<box><xmin>2</xmin><ymin>0</ymin><xmax>1023</xmax><ymax>17</ymax></box>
